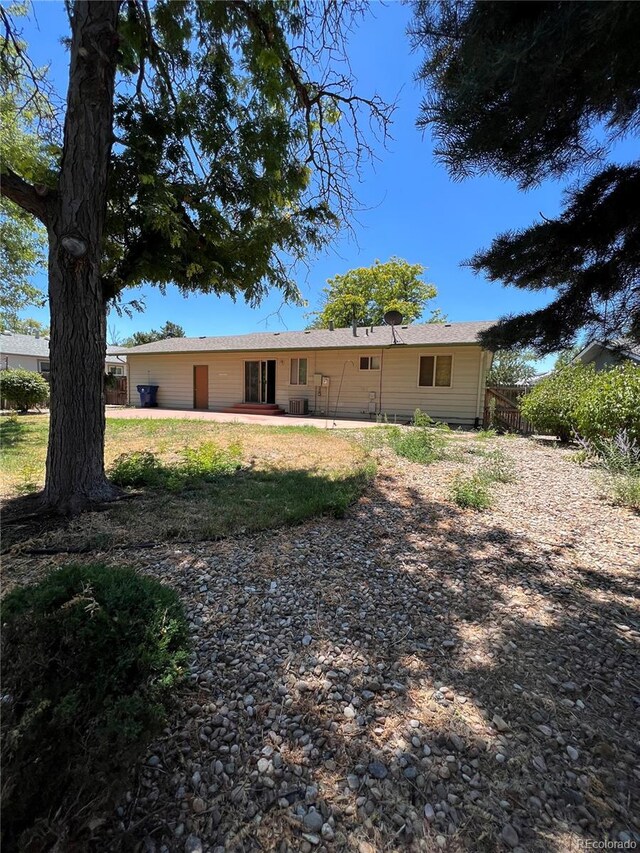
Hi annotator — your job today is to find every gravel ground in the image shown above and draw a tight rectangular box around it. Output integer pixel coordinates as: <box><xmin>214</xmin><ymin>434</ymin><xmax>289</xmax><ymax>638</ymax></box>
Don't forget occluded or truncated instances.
<box><xmin>3</xmin><ymin>436</ymin><xmax>639</xmax><ymax>852</ymax></box>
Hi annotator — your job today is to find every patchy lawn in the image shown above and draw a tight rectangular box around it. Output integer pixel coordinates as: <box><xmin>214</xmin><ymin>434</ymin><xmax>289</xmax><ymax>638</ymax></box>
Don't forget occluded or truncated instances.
<box><xmin>0</xmin><ymin>415</ymin><xmax>373</xmax><ymax>552</ymax></box>
<box><xmin>2</xmin><ymin>431</ymin><xmax>638</xmax><ymax>851</ymax></box>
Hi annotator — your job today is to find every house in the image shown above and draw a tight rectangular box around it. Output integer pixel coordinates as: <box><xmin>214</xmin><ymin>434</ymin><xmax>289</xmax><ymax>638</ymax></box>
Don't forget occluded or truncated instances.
<box><xmin>0</xmin><ymin>331</ymin><xmax>128</xmax><ymax>378</ymax></box>
<box><xmin>572</xmin><ymin>339</ymin><xmax>640</xmax><ymax>371</ymax></box>
<box><xmin>124</xmin><ymin>320</ymin><xmax>495</xmax><ymax>425</ymax></box>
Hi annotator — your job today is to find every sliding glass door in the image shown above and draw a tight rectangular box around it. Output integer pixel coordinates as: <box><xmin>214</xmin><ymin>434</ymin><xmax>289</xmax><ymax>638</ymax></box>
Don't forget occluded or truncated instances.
<box><xmin>244</xmin><ymin>360</ymin><xmax>276</xmax><ymax>404</ymax></box>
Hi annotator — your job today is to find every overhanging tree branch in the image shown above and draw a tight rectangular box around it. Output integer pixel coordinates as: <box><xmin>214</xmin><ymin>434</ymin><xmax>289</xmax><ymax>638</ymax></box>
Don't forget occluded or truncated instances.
<box><xmin>0</xmin><ymin>169</ymin><xmax>51</xmax><ymax>224</ymax></box>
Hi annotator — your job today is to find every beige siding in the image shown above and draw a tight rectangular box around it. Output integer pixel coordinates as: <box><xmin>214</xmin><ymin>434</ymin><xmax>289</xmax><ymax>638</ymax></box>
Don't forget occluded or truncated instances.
<box><xmin>3</xmin><ymin>354</ymin><xmax>41</xmax><ymax>372</ymax></box>
<box><xmin>127</xmin><ymin>344</ymin><xmax>487</xmax><ymax>424</ymax></box>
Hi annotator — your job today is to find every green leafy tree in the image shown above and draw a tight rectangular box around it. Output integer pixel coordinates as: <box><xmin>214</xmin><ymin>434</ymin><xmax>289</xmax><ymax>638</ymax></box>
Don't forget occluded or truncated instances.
<box><xmin>486</xmin><ymin>350</ymin><xmax>537</xmax><ymax>387</ymax></box>
<box><xmin>310</xmin><ymin>257</ymin><xmax>442</xmax><ymax>329</ymax></box>
<box><xmin>0</xmin><ymin>22</ymin><xmax>54</xmax><ymax>330</ymax></box>
<box><xmin>0</xmin><ymin>1</ymin><xmax>390</xmax><ymax>513</ymax></box>
<box><xmin>124</xmin><ymin>320</ymin><xmax>185</xmax><ymax>346</ymax></box>
<box><xmin>411</xmin><ymin>1</ymin><xmax>640</xmax><ymax>353</ymax></box>
<box><xmin>0</xmin><ymin>203</ymin><xmax>46</xmax><ymax>325</ymax></box>
<box><xmin>0</xmin><ymin>367</ymin><xmax>49</xmax><ymax>412</ymax></box>
<box><xmin>0</xmin><ymin>316</ymin><xmax>49</xmax><ymax>336</ymax></box>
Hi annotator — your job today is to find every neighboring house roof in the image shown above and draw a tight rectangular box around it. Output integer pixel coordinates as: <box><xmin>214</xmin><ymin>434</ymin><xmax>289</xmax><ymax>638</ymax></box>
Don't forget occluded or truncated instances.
<box><xmin>123</xmin><ymin>320</ymin><xmax>496</xmax><ymax>355</ymax></box>
<box><xmin>0</xmin><ymin>331</ymin><xmax>50</xmax><ymax>358</ymax></box>
<box><xmin>0</xmin><ymin>331</ymin><xmax>127</xmax><ymax>363</ymax></box>
<box><xmin>572</xmin><ymin>338</ymin><xmax>640</xmax><ymax>366</ymax></box>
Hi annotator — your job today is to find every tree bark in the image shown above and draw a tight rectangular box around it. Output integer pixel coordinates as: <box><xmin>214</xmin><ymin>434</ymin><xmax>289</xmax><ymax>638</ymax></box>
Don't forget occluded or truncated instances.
<box><xmin>43</xmin><ymin>1</ymin><xmax>121</xmax><ymax>514</ymax></box>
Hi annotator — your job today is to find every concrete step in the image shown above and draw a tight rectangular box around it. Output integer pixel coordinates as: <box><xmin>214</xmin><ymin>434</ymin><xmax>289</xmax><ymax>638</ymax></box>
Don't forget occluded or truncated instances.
<box><xmin>221</xmin><ymin>403</ymin><xmax>286</xmax><ymax>416</ymax></box>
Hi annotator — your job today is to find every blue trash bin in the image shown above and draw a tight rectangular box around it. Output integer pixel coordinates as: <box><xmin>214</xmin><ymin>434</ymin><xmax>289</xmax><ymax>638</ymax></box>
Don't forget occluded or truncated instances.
<box><xmin>137</xmin><ymin>385</ymin><xmax>159</xmax><ymax>407</ymax></box>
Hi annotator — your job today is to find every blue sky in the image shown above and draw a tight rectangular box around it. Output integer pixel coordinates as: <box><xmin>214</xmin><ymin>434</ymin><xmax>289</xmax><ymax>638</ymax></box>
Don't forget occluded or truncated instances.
<box><xmin>16</xmin><ymin>2</ymin><xmax>632</xmax><ymax>366</ymax></box>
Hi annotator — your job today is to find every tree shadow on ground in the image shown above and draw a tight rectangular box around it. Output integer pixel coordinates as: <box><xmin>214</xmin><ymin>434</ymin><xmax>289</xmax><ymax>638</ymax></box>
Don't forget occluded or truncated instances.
<box><xmin>0</xmin><ymin>466</ymin><xmax>373</xmax><ymax>559</ymax></box>
<box><xmin>82</xmin><ymin>469</ymin><xmax>640</xmax><ymax>853</ymax></box>
<box><xmin>0</xmin><ymin>415</ymin><xmax>30</xmax><ymax>448</ymax></box>
<box><xmin>2</xmin><ymin>453</ymin><xmax>638</xmax><ymax>851</ymax></box>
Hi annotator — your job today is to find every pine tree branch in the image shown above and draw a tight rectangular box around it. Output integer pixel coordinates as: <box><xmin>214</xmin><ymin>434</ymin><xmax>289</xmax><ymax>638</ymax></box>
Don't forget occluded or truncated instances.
<box><xmin>0</xmin><ymin>169</ymin><xmax>51</xmax><ymax>224</ymax></box>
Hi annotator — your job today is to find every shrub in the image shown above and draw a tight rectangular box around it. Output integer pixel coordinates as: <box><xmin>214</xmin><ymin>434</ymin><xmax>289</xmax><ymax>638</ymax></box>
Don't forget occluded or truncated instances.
<box><xmin>579</xmin><ymin>429</ymin><xmax>640</xmax><ymax>474</ymax></box>
<box><xmin>1</xmin><ymin>564</ymin><xmax>189</xmax><ymax>849</ymax></box>
<box><xmin>519</xmin><ymin>364</ymin><xmax>593</xmax><ymax>441</ymax></box>
<box><xmin>574</xmin><ymin>363</ymin><xmax>640</xmax><ymax>443</ymax></box>
<box><xmin>451</xmin><ymin>473</ymin><xmax>493</xmax><ymax>510</ymax></box>
<box><xmin>0</xmin><ymin>368</ymin><xmax>49</xmax><ymax>412</ymax></box>
<box><xmin>109</xmin><ymin>449</ymin><xmax>164</xmax><ymax>487</ymax></box>
<box><xmin>110</xmin><ymin>441</ymin><xmax>242</xmax><ymax>491</ymax></box>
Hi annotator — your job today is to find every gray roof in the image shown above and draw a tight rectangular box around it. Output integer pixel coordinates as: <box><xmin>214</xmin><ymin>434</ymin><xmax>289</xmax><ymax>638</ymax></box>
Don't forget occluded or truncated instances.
<box><xmin>573</xmin><ymin>338</ymin><xmax>640</xmax><ymax>365</ymax></box>
<box><xmin>0</xmin><ymin>331</ymin><xmax>50</xmax><ymax>357</ymax></box>
<box><xmin>124</xmin><ymin>320</ymin><xmax>495</xmax><ymax>355</ymax></box>
<box><xmin>0</xmin><ymin>331</ymin><xmax>126</xmax><ymax>363</ymax></box>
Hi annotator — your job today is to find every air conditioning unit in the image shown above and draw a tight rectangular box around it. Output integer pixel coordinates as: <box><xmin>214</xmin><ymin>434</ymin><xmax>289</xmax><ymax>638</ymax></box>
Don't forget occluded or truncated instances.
<box><xmin>289</xmin><ymin>398</ymin><xmax>309</xmax><ymax>416</ymax></box>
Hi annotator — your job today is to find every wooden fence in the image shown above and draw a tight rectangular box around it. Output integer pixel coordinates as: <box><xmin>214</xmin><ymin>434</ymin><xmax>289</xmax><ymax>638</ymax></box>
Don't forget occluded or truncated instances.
<box><xmin>483</xmin><ymin>386</ymin><xmax>534</xmax><ymax>434</ymax></box>
<box><xmin>105</xmin><ymin>376</ymin><xmax>127</xmax><ymax>406</ymax></box>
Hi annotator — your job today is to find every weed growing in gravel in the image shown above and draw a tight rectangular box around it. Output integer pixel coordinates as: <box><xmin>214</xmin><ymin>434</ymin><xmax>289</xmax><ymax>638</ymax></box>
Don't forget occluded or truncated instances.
<box><xmin>608</xmin><ymin>473</ymin><xmax>640</xmax><ymax>509</ymax></box>
<box><xmin>475</xmin><ymin>428</ymin><xmax>497</xmax><ymax>440</ymax></box>
<box><xmin>574</xmin><ymin>429</ymin><xmax>640</xmax><ymax>510</ymax></box>
<box><xmin>387</xmin><ymin>425</ymin><xmax>447</xmax><ymax>464</ymax></box>
<box><xmin>451</xmin><ymin>449</ymin><xmax>516</xmax><ymax>509</ymax></box>
<box><xmin>451</xmin><ymin>473</ymin><xmax>493</xmax><ymax>509</ymax></box>
<box><xmin>482</xmin><ymin>449</ymin><xmax>517</xmax><ymax>483</ymax></box>
<box><xmin>385</xmin><ymin>409</ymin><xmax>449</xmax><ymax>464</ymax></box>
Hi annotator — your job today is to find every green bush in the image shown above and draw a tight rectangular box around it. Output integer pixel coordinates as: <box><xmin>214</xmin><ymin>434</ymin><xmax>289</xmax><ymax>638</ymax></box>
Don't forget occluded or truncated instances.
<box><xmin>519</xmin><ymin>364</ymin><xmax>594</xmax><ymax>441</ymax></box>
<box><xmin>1</xmin><ymin>564</ymin><xmax>189</xmax><ymax>850</ymax></box>
<box><xmin>0</xmin><ymin>368</ymin><xmax>49</xmax><ymax>412</ymax></box>
<box><xmin>110</xmin><ymin>441</ymin><xmax>242</xmax><ymax>491</ymax></box>
<box><xmin>451</xmin><ymin>472</ymin><xmax>493</xmax><ymax>510</ymax></box>
<box><xmin>109</xmin><ymin>449</ymin><xmax>164</xmax><ymax>487</ymax></box>
<box><xmin>574</xmin><ymin>363</ymin><xmax>640</xmax><ymax>443</ymax></box>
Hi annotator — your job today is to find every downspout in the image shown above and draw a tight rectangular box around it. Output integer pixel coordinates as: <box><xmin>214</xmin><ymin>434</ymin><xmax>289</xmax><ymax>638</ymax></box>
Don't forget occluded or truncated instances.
<box><xmin>475</xmin><ymin>350</ymin><xmax>488</xmax><ymax>426</ymax></box>
<box><xmin>378</xmin><ymin>348</ymin><xmax>384</xmax><ymax>418</ymax></box>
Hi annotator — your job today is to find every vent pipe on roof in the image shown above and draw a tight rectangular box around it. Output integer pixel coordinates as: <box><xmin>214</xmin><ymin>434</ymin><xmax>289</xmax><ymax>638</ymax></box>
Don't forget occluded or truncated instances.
<box><xmin>352</xmin><ymin>318</ymin><xmax>357</xmax><ymax>337</ymax></box>
<box><xmin>329</xmin><ymin>320</ymin><xmax>334</xmax><ymax>331</ymax></box>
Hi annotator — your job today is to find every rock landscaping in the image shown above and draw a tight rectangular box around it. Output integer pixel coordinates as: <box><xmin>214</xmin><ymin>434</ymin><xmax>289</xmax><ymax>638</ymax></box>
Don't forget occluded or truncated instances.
<box><xmin>2</xmin><ymin>435</ymin><xmax>639</xmax><ymax>851</ymax></box>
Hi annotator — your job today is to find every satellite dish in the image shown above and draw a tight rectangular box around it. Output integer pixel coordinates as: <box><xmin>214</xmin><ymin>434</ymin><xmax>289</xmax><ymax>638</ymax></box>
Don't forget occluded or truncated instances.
<box><xmin>383</xmin><ymin>310</ymin><xmax>403</xmax><ymax>326</ymax></box>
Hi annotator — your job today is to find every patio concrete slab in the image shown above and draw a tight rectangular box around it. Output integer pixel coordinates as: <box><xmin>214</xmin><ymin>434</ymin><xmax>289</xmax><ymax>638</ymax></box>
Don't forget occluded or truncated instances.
<box><xmin>105</xmin><ymin>406</ymin><xmax>379</xmax><ymax>429</ymax></box>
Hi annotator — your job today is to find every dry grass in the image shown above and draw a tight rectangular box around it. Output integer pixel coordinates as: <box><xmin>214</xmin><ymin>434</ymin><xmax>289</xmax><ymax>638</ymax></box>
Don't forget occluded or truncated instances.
<box><xmin>0</xmin><ymin>415</ymin><xmax>373</xmax><ymax>551</ymax></box>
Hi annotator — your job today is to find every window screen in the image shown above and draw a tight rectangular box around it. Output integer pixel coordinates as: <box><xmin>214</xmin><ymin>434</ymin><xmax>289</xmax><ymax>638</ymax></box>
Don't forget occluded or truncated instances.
<box><xmin>290</xmin><ymin>358</ymin><xmax>307</xmax><ymax>384</ymax></box>
<box><xmin>435</xmin><ymin>355</ymin><xmax>452</xmax><ymax>386</ymax></box>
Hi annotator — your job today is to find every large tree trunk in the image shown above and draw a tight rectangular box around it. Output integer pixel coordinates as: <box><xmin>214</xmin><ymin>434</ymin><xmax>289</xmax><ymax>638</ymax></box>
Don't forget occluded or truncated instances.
<box><xmin>43</xmin><ymin>1</ymin><xmax>121</xmax><ymax>514</ymax></box>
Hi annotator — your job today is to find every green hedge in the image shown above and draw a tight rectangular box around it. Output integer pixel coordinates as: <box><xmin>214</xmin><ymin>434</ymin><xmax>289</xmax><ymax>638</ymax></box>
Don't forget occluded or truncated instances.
<box><xmin>519</xmin><ymin>364</ymin><xmax>594</xmax><ymax>441</ymax></box>
<box><xmin>0</xmin><ymin>368</ymin><xmax>49</xmax><ymax>411</ymax></box>
<box><xmin>520</xmin><ymin>362</ymin><xmax>640</xmax><ymax>442</ymax></box>
<box><xmin>1</xmin><ymin>564</ymin><xmax>189</xmax><ymax>850</ymax></box>
<box><xmin>574</xmin><ymin>362</ymin><xmax>640</xmax><ymax>443</ymax></box>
